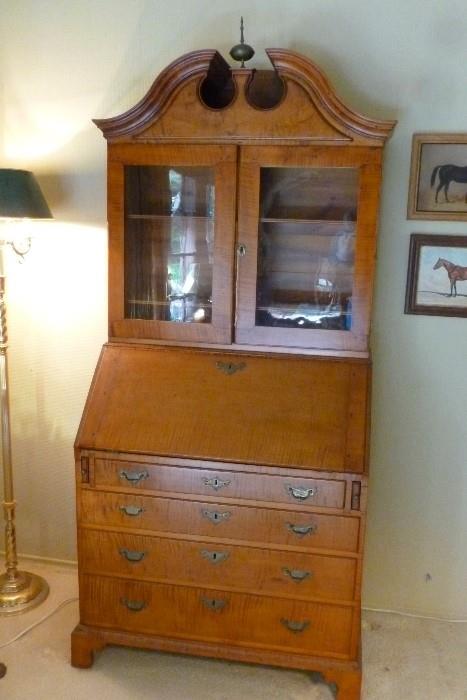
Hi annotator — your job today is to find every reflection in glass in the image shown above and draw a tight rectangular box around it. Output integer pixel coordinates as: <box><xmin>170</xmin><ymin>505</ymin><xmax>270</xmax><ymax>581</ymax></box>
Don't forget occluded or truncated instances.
<box><xmin>124</xmin><ymin>166</ymin><xmax>215</xmax><ymax>323</ymax></box>
<box><xmin>256</xmin><ymin>167</ymin><xmax>358</xmax><ymax>331</ymax></box>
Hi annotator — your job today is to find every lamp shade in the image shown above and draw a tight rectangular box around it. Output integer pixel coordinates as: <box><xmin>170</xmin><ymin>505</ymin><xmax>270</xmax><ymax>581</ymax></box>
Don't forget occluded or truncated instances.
<box><xmin>0</xmin><ymin>169</ymin><xmax>52</xmax><ymax>219</ymax></box>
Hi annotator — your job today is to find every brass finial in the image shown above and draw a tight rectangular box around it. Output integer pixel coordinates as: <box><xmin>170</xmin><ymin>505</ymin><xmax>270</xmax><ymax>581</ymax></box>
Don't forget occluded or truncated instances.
<box><xmin>229</xmin><ymin>17</ymin><xmax>255</xmax><ymax>68</ymax></box>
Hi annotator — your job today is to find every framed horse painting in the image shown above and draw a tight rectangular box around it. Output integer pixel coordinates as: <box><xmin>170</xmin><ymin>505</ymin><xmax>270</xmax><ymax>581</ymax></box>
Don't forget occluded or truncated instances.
<box><xmin>405</xmin><ymin>234</ymin><xmax>467</xmax><ymax>316</ymax></box>
<box><xmin>408</xmin><ymin>133</ymin><xmax>467</xmax><ymax>221</ymax></box>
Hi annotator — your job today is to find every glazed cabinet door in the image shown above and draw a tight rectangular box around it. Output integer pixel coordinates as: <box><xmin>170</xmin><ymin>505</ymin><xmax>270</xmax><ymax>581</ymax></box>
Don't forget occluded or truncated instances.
<box><xmin>235</xmin><ymin>146</ymin><xmax>382</xmax><ymax>352</ymax></box>
<box><xmin>108</xmin><ymin>144</ymin><xmax>237</xmax><ymax>343</ymax></box>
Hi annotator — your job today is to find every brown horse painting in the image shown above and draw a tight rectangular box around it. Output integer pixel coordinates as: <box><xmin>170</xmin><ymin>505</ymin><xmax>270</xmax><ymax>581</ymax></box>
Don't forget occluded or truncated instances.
<box><xmin>433</xmin><ymin>257</ymin><xmax>467</xmax><ymax>296</ymax></box>
<box><xmin>431</xmin><ymin>164</ymin><xmax>467</xmax><ymax>203</ymax></box>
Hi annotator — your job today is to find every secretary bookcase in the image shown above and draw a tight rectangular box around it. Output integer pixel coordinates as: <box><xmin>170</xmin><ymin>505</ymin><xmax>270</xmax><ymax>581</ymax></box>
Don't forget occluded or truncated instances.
<box><xmin>71</xmin><ymin>46</ymin><xmax>395</xmax><ymax>699</ymax></box>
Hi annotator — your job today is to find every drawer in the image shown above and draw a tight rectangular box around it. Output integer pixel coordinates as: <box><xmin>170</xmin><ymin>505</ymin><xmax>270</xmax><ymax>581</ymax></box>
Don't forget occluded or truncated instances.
<box><xmin>80</xmin><ymin>574</ymin><xmax>355</xmax><ymax>658</ymax></box>
<box><xmin>79</xmin><ymin>490</ymin><xmax>360</xmax><ymax>553</ymax></box>
<box><xmin>80</xmin><ymin>529</ymin><xmax>357</xmax><ymax>602</ymax></box>
<box><xmin>94</xmin><ymin>459</ymin><xmax>347</xmax><ymax>510</ymax></box>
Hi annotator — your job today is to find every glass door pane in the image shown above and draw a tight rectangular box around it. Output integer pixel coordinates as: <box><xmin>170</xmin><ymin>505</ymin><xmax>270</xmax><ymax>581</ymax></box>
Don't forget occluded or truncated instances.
<box><xmin>124</xmin><ymin>166</ymin><xmax>215</xmax><ymax>325</ymax></box>
<box><xmin>256</xmin><ymin>167</ymin><xmax>358</xmax><ymax>332</ymax></box>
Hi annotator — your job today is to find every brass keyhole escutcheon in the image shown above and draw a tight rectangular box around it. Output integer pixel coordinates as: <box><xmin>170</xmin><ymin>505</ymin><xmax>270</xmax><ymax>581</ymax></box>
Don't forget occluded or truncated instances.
<box><xmin>216</xmin><ymin>361</ymin><xmax>246</xmax><ymax>376</ymax></box>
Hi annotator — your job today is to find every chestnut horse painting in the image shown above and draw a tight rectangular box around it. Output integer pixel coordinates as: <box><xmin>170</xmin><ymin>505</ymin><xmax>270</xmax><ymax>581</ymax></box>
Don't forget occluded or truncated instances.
<box><xmin>433</xmin><ymin>257</ymin><xmax>467</xmax><ymax>296</ymax></box>
<box><xmin>431</xmin><ymin>164</ymin><xmax>467</xmax><ymax>203</ymax></box>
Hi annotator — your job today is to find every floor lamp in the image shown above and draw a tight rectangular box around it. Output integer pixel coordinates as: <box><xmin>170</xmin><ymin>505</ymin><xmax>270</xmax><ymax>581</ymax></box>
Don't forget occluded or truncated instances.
<box><xmin>0</xmin><ymin>169</ymin><xmax>52</xmax><ymax>616</ymax></box>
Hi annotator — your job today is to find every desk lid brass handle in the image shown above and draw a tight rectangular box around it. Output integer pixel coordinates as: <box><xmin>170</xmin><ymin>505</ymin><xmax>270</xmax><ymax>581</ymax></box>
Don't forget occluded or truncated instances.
<box><xmin>120</xmin><ymin>598</ymin><xmax>147</xmax><ymax>612</ymax></box>
<box><xmin>201</xmin><ymin>597</ymin><xmax>227</xmax><ymax>611</ymax></box>
<box><xmin>120</xmin><ymin>469</ymin><xmax>149</xmax><ymax>485</ymax></box>
<box><xmin>203</xmin><ymin>476</ymin><xmax>231</xmax><ymax>491</ymax></box>
<box><xmin>287</xmin><ymin>522</ymin><xmax>317</xmax><ymax>537</ymax></box>
<box><xmin>202</xmin><ymin>509</ymin><xmax>231</xmax><ymax>524</ymax></box>
<box><xmin>119</xmin><ymin>505</ymin><xmax>144</xmax><ymax>517</ymax></box>
<box><xmin>285</xmin><ymin>484</ymin><xmax>316</xmax><ymax>500</ymax></box>
<box><xmin>281</xmin><ymin>618</ymin><xmax>310</xmax><ymax>633</ymax></box>
<box><xmin>119</xmin><ymin>548</ymin><xmax>147</xmax><ymax>563</ymax></box>
<box><xmin>282</xmin><ymin>567</ymin><xmax>312</xmax><ymax>582</ymax></box>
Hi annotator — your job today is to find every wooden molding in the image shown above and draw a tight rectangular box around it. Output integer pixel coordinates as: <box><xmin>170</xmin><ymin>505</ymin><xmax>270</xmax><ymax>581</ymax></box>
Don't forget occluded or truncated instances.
<box><xmin>94</xmin><ymin>48</ymin><xmax>396</xmax><ymax>145</ymax></box>
<box><xmin>94</xmin><ymin>50</ymin><xmax>228</xmax><ymax>139</ymax></box>
<box><xmin>266</xmin><ymin>49</ymin><xmax>396</xmax><ymax>143</ymax></box>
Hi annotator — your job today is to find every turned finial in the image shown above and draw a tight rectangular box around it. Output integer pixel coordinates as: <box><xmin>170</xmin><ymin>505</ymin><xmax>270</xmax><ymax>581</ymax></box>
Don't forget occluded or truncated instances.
<box><xmin>229</xmin><ymin>17</ymin><xmax>255</xmax><ymax>67</ymax></box>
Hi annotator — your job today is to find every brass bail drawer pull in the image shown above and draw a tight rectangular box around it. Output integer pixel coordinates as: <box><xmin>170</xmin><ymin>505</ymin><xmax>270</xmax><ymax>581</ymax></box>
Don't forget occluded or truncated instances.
<box><xmin>287</xmin><ymin>522</ymin><xmax>317</xmax><ymax>537</ymax></box>
<box><xmin>281</xmin><ymin>618</ymin><xmax>310</xmax><ymax>633</ymax></box>
<box><xmin>119</xmin><ymin>548</ymin><xmax>147</xmax><ymax>563</ymax></box>
<box><xmin>202</xmin><ymin>509</ymin><xmax>231</xmax><ymax>524</ymax></box>
<box><xmin>119</xmin><ymin>505</ymin><xmax>145</xmax><ymax>517</ymax></box>
<box><xmin>201</xmin><ymin>597</ymin><xmax>227</xmax><ymax>612</ymax></box>
<box><xmin>215</xmin><ymin>361</ymin><xmax>246</xmax><ymax>376</ymax></box>
<box><xmin>120</xmin><ymin>469</ymin><xmax>149</xmax><ymax>485</ymax></box>
<box><xmin>202</xmin><ymin>476</ymin><xmax>231</xmax><ymax>491</ymax></box>
<box><xmin>201</xmin><ymin>549</ymin><xmax>230</xmax><ymax>564</ymax></box>
<box><xmin>120</xmin><ymin>598</ymin><xmax>147</xmax><ymax>612</ymax></box>
<box><xmin>282</xmin><ymin>567</ymin><xmax>312</xmax><ymax>582</ymax></box>
<box><xmin>285</xmin><ymin>484</ymin><xmax>316</xmax><ymax>500</ymax></box>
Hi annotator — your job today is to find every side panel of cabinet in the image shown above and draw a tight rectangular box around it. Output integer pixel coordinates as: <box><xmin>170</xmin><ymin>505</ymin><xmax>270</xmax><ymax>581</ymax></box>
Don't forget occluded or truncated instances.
<box><xmin>235</xmin><ymin>145</ymin><xmax>382</xmax><ymax>352</ymax></box>
<box><xmin>108</xmin><ymin>143</ymin><xmax>237</xmax><ymax>343</ymax></box>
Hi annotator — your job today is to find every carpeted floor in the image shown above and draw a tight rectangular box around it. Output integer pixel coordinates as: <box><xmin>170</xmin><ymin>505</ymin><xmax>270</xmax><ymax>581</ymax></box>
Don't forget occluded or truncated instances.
<box><xmin>1</xmin><ymin>559</ymin><xmax>466</xmax><ymax>699</ymax></box>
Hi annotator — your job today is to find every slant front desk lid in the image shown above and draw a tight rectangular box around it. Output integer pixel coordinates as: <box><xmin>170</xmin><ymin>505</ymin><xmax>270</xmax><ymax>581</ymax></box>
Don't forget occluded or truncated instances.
<box><xmin>76</xmin><ymin>344</ymin><xmax>369</xmax><ymax>472</ymax></box>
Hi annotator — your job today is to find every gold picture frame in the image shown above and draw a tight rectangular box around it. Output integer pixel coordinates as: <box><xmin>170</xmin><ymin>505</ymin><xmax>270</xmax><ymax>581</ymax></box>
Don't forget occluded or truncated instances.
<box><xmin>407</xmin><ymin>133</ymin><xmax>467</xmax><ymax>221</ymax></box>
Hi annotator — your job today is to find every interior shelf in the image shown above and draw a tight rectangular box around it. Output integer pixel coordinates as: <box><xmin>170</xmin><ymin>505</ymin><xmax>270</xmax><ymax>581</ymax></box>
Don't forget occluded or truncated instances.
<box><xmin>127</xmin><ymin>214</ymin><xmax>213</xmax><ymax>221</ymax></box>
<box><xmin>260</xmin><ymin>218</ymin><xmax>356</xmax><ymax>225</ymax></box>
<box><xmin>127</xmin><ymin>299</ymin><xmax>212</xmax><ymax>307</ymax></box>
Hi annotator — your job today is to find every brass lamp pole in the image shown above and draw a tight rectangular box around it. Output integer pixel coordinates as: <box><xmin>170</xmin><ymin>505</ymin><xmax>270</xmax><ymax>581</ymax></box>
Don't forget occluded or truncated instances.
<box><xmin>0</xmin><ymin>169</ymin><xmax>52</xmax><ymax>614</ymax></box>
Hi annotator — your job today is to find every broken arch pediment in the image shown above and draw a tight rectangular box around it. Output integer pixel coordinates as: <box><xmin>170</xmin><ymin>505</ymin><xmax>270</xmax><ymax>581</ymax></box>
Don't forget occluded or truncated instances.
<box><xmin>94</xmin><ymin>48</ymin><xmax>395</xmax><ymax>146</ymax></box>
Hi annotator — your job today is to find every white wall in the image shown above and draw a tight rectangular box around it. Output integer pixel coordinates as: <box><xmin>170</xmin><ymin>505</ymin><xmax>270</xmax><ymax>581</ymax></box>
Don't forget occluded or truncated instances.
<box><xmin>1</xmin><ymin>0</ymin><xmax>466</xmax><ymax>618</ymax></box>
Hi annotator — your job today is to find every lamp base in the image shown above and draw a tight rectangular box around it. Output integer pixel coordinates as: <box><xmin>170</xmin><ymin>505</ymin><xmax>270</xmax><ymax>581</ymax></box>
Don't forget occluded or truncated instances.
<box><xmin>0</xmin><ymin>570</ymin><xmax>49</xmax><ymax>615</ymax></box>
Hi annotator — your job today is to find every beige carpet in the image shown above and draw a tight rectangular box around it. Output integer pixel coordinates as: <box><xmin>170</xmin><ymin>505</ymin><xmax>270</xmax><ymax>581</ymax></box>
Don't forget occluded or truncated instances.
<box><xmin>1</xmin><ymin>559</ymin><xmax>466</xmax><ymax>699</ymax></box>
